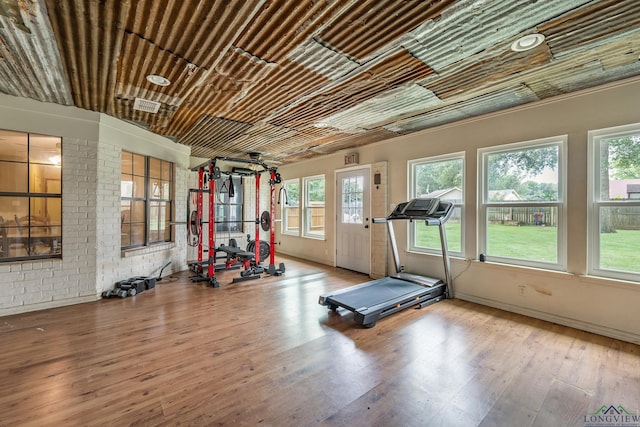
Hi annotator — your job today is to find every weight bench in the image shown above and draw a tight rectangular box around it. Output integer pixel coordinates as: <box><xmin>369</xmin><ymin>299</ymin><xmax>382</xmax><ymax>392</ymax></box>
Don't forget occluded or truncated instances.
<box><xmin>217</xmin><ymin>244</ymin><xmax>264</xmax><ymax>283</ymax></box>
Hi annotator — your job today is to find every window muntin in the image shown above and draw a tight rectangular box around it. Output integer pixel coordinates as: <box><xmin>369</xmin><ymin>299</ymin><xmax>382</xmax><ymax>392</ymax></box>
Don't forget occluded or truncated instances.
<box><xmin>121</xmin><ymin>151</ymin><xmax>173</xmax><ymax>249</ymax></box>
<box><xmin>0</xmin><ymin>129</ymin><xmax>62</xmax><ymax>261</ymax></box>
<box><xmin>479</xmin><ymin>137</ymin><xmax>566</xmax><ymax>269</ymax></box>
<box><xmin>589</xmin><ymin>124</ymin><xmax>640</xmax><ymax>281</ymax></box>
<box><xmin>303</xmin><ymin>175</ymin><xmax>325</xmax><ymax>238</ymax></box>
<box><xmin>281</xmin><ymin>179</ymin><xmax>300</xmax><ymax>235</ymax></box>
<box><xmin>409</xmin><ymin>154</ymin><xmax>464</xmax><ymax>255</ymax></box>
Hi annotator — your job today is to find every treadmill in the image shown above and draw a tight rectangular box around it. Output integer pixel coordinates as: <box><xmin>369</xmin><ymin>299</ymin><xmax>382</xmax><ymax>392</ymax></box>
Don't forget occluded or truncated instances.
<box><xmin>319</xmin><ymin>198</ymin><xmax>454</xmax><ymax>327</ymax></box>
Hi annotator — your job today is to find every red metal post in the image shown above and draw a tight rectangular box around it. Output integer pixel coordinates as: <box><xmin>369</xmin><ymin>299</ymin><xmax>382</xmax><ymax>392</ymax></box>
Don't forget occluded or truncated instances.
<box><xmin>208</xmin><ymin>161</ymin><xmax>216</xmax><ymax>280</ymax></box>
<box><xmin>255</xmin><ymin>173</ymin><xmax>261</xmax><ymax>264</ymax></box>
<box><xmin>269</xmin><ymin>170</ymin><xmax>276</xmax><ymax>266</ymax></box>
<box><xmin>197</xmin><ymin>166</ymin><xmax>204</xmax><ymax>266</ymax></box>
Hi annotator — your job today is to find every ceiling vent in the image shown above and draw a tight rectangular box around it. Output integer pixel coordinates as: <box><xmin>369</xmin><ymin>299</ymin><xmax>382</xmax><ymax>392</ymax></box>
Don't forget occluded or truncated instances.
<box><xmin>133</xmin><ymin>98</ymin><xmax>161</xmax><ymax>113</ymax></box>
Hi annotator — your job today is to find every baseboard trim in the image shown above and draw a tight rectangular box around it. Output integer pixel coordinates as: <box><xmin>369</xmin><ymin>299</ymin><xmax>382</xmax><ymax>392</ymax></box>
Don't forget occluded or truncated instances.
<box><xmin>0</xmin><ymin>295</ymin><xmax>99</xmax><ymax>317</ymax></box>
<box><xmin>455</xmin><ymin>292</ymin><xmax>640</xmax><ymax>345</ymax></box>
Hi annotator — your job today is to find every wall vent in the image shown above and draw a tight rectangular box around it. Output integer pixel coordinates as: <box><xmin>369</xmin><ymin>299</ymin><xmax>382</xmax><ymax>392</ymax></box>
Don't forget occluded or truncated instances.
<box><xmin>133</xmin><ymin>98</ymin><xmax>161</xmax><ymax>113</ymax></box>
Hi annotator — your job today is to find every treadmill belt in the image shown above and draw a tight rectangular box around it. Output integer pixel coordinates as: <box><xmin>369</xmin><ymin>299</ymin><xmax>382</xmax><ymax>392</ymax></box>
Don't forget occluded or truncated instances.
<box><xmin>329</xmin><ymin>277</ymin><xmax>425</xmax><ymax>310</ymax></box>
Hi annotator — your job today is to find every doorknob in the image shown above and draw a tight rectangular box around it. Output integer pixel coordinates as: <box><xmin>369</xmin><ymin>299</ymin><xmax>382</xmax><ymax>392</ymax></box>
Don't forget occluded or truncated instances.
<box><xmin>364</xmin><ymin>225</ymin><xmax>369</xmax><ymax>229</ymax></box>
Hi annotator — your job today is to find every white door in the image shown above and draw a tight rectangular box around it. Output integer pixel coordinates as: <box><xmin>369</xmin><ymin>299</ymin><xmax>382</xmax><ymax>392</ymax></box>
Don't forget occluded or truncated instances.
<box><xmin>336</xmin><ymin>168</ymin><xmax>370</xmax><ymax>274</ymax></box>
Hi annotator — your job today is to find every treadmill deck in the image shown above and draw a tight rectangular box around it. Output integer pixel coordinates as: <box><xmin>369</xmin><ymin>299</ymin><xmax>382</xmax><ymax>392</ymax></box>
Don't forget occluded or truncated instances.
<box><xmin>320</xmin><ymin>276</ymin><xmax>446</xmax><ymax>326</ymax></box>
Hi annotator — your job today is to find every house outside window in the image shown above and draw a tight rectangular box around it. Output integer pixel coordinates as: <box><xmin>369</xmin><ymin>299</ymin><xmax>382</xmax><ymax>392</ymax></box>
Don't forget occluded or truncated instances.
<box><xmin>121</xmin><ymin>151</ymin><xmax>173</xmax><ymax>249</ymax></box>
<box><xmin>408</xmin><ymin>153</ymin><xmax>464</xmax><ymax>255</ymax></box>
<box><xmin>588</xmin><ymin>123</ymin><xmax>640</xmax><ymax>282</ymax></box>
<box><xmin>0</xmin><ymin>129</ymin><xmax>62</xmax><ymax>261</ymax></box>
<box><xmin>478</xmin><ymin>136</ymin><xmax>566</xmax><ymax>270</ymax></box>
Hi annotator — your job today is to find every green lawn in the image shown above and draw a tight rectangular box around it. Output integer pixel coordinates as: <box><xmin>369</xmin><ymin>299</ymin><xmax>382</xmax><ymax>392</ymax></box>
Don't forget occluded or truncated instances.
<box><xmin>600</xmin><ymin>229</ymin><xmax>640</xmax><ymax>272</ymax></box>
<box><xmin>417</xmin><ymin>224</ymin><xmax>640</xmax><ymax>273</ymax></box>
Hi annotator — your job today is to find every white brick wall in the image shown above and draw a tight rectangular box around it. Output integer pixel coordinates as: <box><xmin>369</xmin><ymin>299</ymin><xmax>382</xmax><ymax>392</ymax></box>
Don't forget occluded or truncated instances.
<box><xmin>0</xmin><ymin>96</ymin><xmax>191</xmax><ymax>316</ymax></box>
<box><xmin>370</xmin><ymin>162</ymin><xmax>388</xmax><ymax>279</ymax></box>
<box><xmin>95</xmin><ymin>143</ymin><xmax>189</xmax><ymax>293</ymax></box>
<box><xmin>0</xmin><ymin>137</ymin><xmax>99</xmax><ymax>314</ymax></box>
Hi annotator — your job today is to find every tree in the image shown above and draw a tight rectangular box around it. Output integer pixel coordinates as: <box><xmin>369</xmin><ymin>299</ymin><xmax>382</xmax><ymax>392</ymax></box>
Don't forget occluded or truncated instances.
<box><xmin>485</xmin><ymin>145</ymin><xmax>559</xmax><ymax>205</ymax></box>
<box><xmin>415</xmin><ymin>158</ymin><xmax>463</xmax><ymax>195</ymax></box>
<box><xmin>607</xmin><ymin>135</ymin><xmax>640</xmax><ymax>179</ymax></box>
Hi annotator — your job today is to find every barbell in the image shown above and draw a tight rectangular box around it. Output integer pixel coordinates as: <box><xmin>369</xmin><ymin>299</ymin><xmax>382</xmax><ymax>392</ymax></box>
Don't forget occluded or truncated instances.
<box><xmin>189</xmin><ymin>210</ymin><xmax>272</xmax><ymax>235</ymax></box>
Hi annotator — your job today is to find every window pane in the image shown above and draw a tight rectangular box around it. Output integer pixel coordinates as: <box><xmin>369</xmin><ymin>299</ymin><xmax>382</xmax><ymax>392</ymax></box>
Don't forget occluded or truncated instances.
<box><xmin>132</xmin><ymin>153</ymin><xmax>145</xmax><ymax>176</ymax></box>
<box><xmin>307</xmin><ymin>178</ymin><xmax>325</xmax><ymax>203</ymax></box>
<box><xmin>415</xmin><ymin>207</ymin><xmax>462</xmax><ymax>252</ymax></box>
<box><xmin>150</xmin><ymin>178</ymin><xmax>162</xmax><ymax>198</ymax></box>
<box><xmin>121</xmin><ymin>174</ymin><xmax>133</xmax><ymax>197</ymax></box>
<box><xmin>130</xmin><ymin>223</ymin><xmax>145</xmax><ymax>246</ymax></box>
<box><xmin>29</xmin><ymin>164</ymin><xmax>61</xmax><ymax>193</ymax></box>
<box><xmin>133</xmin><ymin>175</ymin><xmax>145</xmax><ymax>198</ymax></box>
<box><xmin>341</xmin><ymin>177</ymin><xmax>363</xmax><ymax>224</ymax></box>
<box><xmin>0</xmin><ymin>130</ymin><xmax>28</xmax><ymax>161</ymax></box>
<box><xmin>162</xmin><ymin>179</ymin><xmax>171</xmax><ymax>199</ymax></box>
<box><xmin>29</xmin><ymin>135</ymin><xmax>61</xmax><ymax>165</ymax></box>
<box><xmin>0</xmin><ymin>161</ymin><xmax>28</xmax><ymax>192</ymax></box>
<box><xmin>29</xmin><ymin>197</ymin><xmax>58</xmax><ymax>223</ymax></box>
<box><xmin>487</xmin><ymin>145</ymin><xmax>558</xmax><ymax>202</ymax></box>
<box><xmin>598</xmin><ymin>206</ymin><xmax>640</xmax><ymax>274</ymax></box>
<box><xmin>149</xmin><ymin>157</ymin><xmax>161</xmax><ymax>179</ymax></box>
<box><xmin>121</xmin><ymin>223</ymin><xmax>131</xmax><ymax>246</ymax></box>
<box><xmin>131</xmin><ymin>201</ymin><xmax>145</xmax><ymax>222</ymax></box>
<box><xmin>3</xmin><ymin>197</ymin><xmax>29</xmax><ymax>221</ymax></box>
<box><xmin>599</xmin><ymin>134</ymin><xmax>640</xmax><ymax>201</ymax></box>
<box><xmin>415</xmin><ymin>158</ymin><xmax>463</xmax><ymax>200</ymax></box>
<box><xmin>486</xmin><ymin>206</ymin><xmax>558</xmax><ymax>263</ymax></box>
<box><xmin>283</xmin><ymin>181</ymin><xmax>300</xmax><ymax>233</ymax></box>
<box><xmin>122</xmin><ymin>151</ymin><xmax>133</xmax><ymax>174</ymax></box>
<box><xmin>161</xmin><ymin>161</ymin><xmax>172</xmax><ymax>180</ymax></box>
<box><xmin>304</xmin><ymin>177</ymin><xmax>325</xmax><ymax>237</ymax></box>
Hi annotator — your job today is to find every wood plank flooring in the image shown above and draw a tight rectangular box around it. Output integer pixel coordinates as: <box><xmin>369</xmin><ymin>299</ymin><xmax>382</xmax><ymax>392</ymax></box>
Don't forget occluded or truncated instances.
<box><xmin>1</xmin><ymin>255</ymin><xmax>639</xmax><ymax>426</ymax></box>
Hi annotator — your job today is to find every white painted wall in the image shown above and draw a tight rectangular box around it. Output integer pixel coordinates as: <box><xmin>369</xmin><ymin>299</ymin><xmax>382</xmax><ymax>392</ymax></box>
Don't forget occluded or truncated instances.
<box><xmin>0</xmin><ymin>94</ymin><xmax>190</xmax><ymax>315</ymax></box>
<box><xmin>277</xmin><ymin>77</ymin><xmax>640</xmax><ymax>344</ymax></box>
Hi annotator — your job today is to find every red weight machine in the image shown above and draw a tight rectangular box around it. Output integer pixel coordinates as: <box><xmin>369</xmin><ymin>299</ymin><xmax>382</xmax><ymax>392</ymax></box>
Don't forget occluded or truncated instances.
<box><xmin>187</xmin><ymin>156</ymin><xmax>285</xmax><ymax>287</ymax></box>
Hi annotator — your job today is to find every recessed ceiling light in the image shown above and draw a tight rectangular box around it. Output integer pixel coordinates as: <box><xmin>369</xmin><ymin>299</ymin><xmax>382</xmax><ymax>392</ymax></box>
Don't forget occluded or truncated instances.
<box><xmin>146</xmin><ymin>74</ymin><xmax>171</xmax><ymax>86</ymax></box>
<box><xmin>510</xmin><ymin>33</ymin><xmax>545</xmax><ymax>52</ymax></box>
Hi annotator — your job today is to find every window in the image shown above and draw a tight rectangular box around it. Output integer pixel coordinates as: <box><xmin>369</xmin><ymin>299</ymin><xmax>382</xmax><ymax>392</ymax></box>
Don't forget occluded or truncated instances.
<box><xmin>214</xmin><ymin>176</ymin><xmax>243</xmax><ymax>233</ymax></box>
<box><xmin>0</xmin><ymin>129</ymin><xmax>62</xmax><ymax>261</ymax></box>
<box><xmin>121</xmin><ymin>151</ymin><xmax>173</xmax><ymax>249</ymax></box>
<box><xmin>281</xmin><ymin>179</ymin><xmax>300</xmax><ymax>235</ymax></box>
<box><xmin>409</xmin><ymin>153</ymin><xmax>464</xmax><ymax>255</ymax></box>
<box><xmin>341</xmin><ymin>175</ymin><xmax>364</xmax><ymax>224</ymax></box>
<box><xmin>478</xmin><ymin>136</ymin><xmax>566</xmax><ymax>269</ymax></box>
<box><xmin>303</xmin><ymin>175</ymin><xmax>325</xmax><ymax>238</ymax></box>
<box><xmin>588</xmin><ymin>124</ymin><xmax>640</xmax><ymax>281</ymax></box>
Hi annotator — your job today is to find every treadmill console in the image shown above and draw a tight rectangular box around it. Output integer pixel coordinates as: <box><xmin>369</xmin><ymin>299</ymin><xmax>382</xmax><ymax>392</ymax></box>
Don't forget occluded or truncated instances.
<box><xmin>389</xmin><ymin>198</ymin><xmax>440</xmax><ymax>219</ymax></box>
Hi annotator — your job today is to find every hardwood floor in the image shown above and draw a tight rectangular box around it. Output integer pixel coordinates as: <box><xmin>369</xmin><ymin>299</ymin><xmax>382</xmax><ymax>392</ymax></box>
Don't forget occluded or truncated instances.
<box><xmin>1</xmin><ymin>255</ymin><xmax>639</xmax><ymax>426</ymax></box>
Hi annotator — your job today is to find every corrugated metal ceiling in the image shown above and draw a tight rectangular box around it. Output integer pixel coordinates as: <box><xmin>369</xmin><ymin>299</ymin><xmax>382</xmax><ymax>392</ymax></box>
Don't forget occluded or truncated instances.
<box><xmin>0</xmin><ymin>0</ymin><xmax>638</xmax><ymax>164</ymax></box>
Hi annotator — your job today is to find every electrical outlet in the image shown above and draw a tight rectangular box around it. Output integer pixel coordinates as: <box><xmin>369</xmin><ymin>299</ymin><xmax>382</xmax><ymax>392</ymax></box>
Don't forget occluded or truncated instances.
<box><xmin>518</xmin><ymin>285</ymin><xmax>526</xmax><ymax>296</ymax></box>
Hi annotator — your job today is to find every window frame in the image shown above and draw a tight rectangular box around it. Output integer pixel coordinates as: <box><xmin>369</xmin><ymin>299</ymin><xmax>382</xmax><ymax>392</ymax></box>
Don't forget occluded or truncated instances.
<box><xmin>0</xmin><ymin>129</ymin><xmax>63</xmax><ymax>262</ymax></box>
<box><xmin>281</xmin><ymin>179</ymin><xmax>300</xmax><ymax>236</ymax></box>
<box><xmin>121</xmin><ymin>151</ymin><xmax>174</xmax><ymax>250</ymax></box>
<box><xmin>408</xmin><ymin>152</ymin><xmax>465</xmax><ymax>257</ymax></box>
<box><xmin>302</xmin><ymin>175</ymin><xmax>325</xmax><ymax>239</ymax></box>
<box><xmin>588</xmin><ymin>123</ymin><xmax>640</xmax><ymax>282</ymax></box>
<box><xmin>478</xmin><ymin>135</ymin><xmax>567</xmax><ymax>271</ymax></box>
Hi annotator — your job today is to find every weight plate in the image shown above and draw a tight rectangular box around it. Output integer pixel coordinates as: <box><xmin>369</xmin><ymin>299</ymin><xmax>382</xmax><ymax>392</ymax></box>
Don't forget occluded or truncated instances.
<box><xmin>260</xmin><ymin>210</ymin><xmax>271</xmax><ymax>232</ymax></box>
